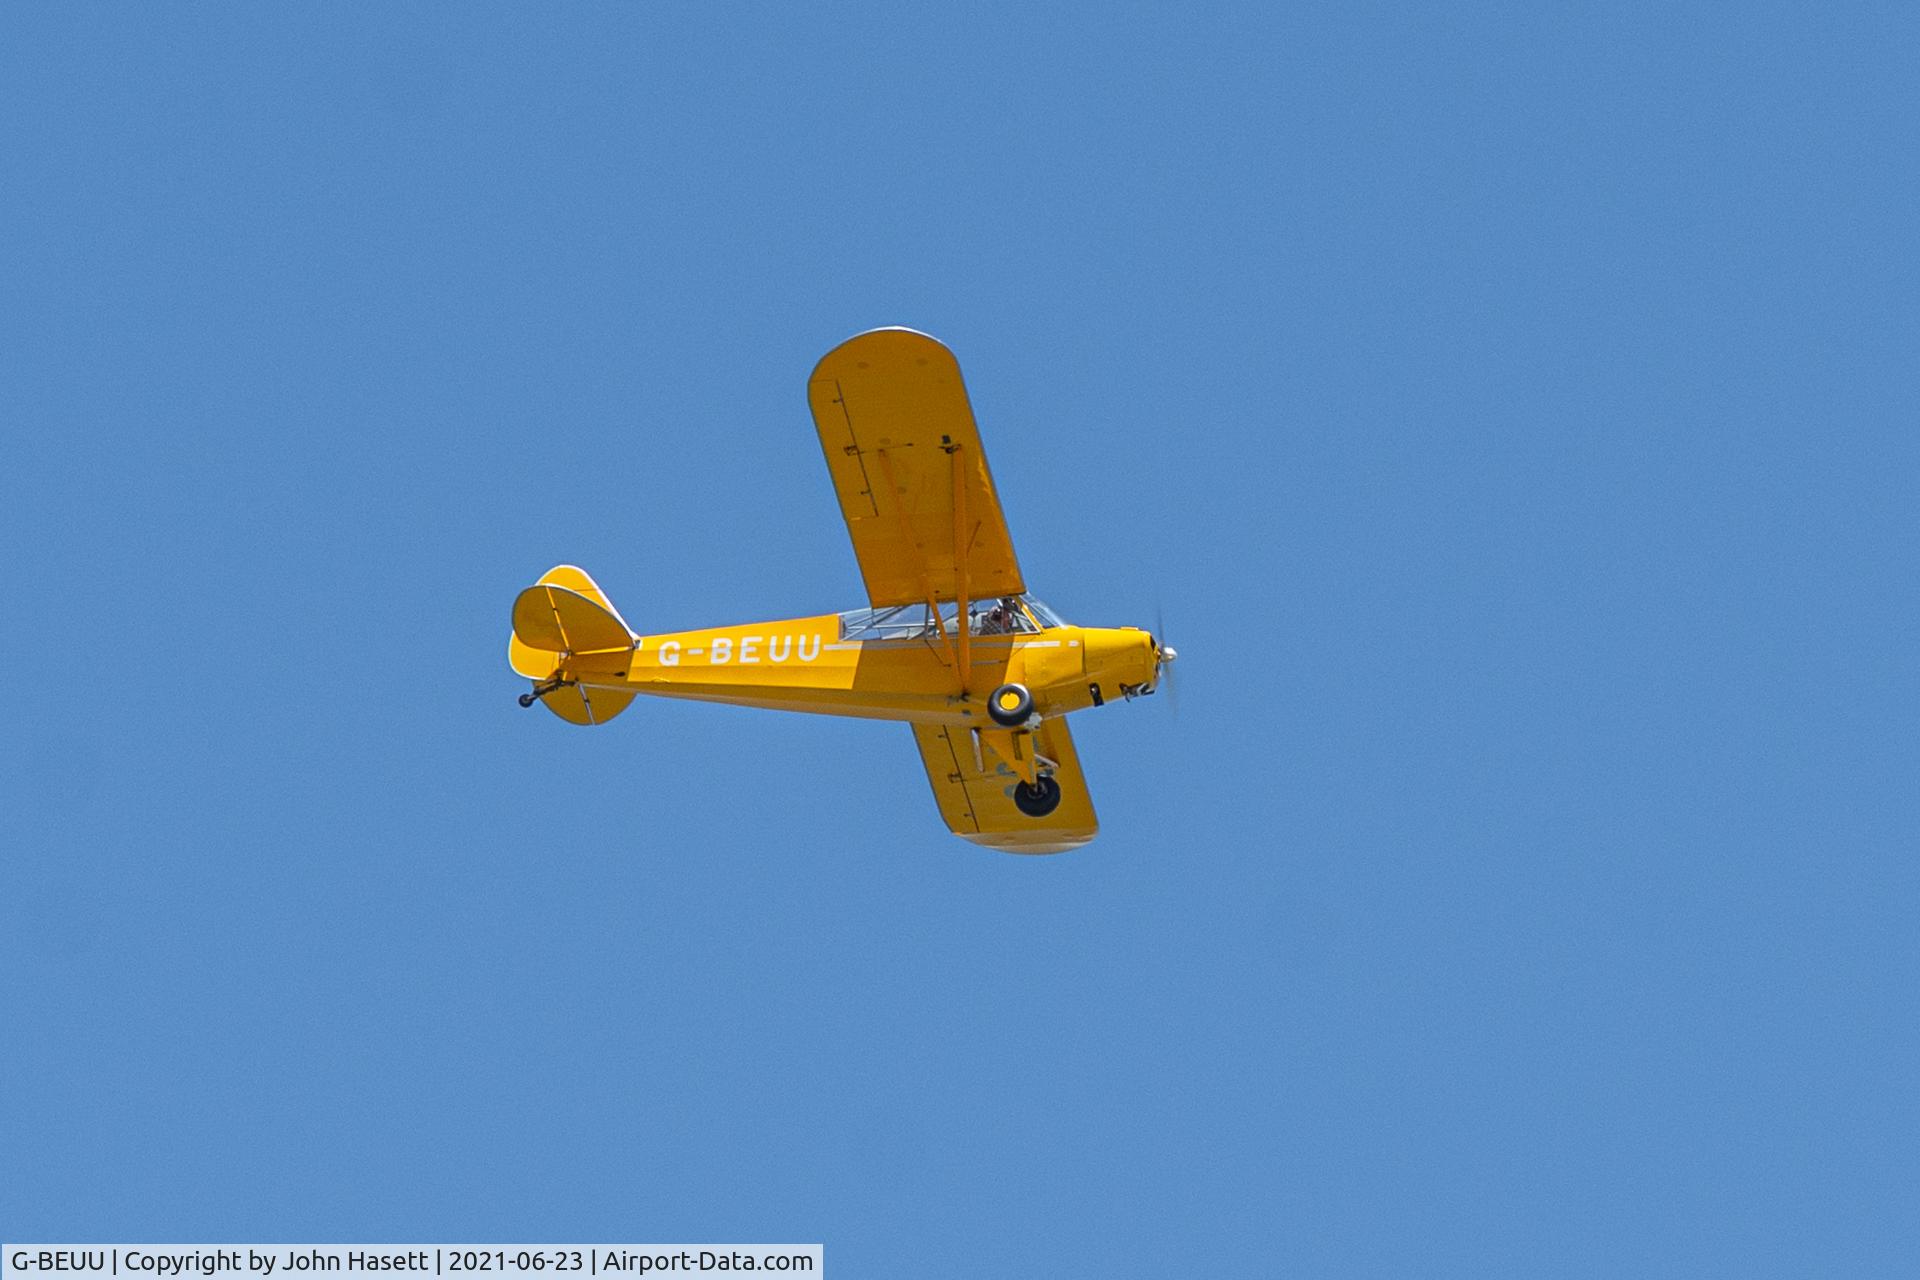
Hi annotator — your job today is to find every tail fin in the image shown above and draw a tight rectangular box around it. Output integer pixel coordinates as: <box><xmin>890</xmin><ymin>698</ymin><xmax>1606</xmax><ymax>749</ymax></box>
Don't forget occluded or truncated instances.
<box><xmin>508</xmin><ymin>565</ymin><xmax>637</xmax><ymax>726</ymax></box>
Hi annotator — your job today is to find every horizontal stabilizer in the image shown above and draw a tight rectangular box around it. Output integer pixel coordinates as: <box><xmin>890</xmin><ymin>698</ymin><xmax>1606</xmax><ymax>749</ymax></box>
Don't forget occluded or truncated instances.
<box><xmin>540</xmin><ymin>683</ymin><xmax>636</xmax><ymax>727</ymax></box>
<box><xmin>531</xmin><ymin>564</ymin><xmax>630</xmax><ymax>623</ymax></box>
<box><xmin>512</xmin><ymin>583</ymin><xmax>633</xmax><ymax>655</ymax></box>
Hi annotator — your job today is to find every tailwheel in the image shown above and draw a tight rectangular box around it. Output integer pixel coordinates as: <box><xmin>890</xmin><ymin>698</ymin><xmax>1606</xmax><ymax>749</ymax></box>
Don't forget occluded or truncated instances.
<box><xmin>518</xmin><ymin>674</ymin><xmax>575</xmax><ymax>709</ymax></box>
<box><xmin>1013</xmin><ymin>775</ymin><xmax>1062</xmax><ymax>818</ymax></box>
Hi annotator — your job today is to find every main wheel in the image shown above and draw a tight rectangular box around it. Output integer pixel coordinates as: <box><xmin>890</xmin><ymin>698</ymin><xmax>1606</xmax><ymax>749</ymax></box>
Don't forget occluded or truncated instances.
<box><xmin>987</xmin><ymin>682</ymin><xmax>1035</xmax><ymax>727</ymax></box>
<box><xmin>1013</xmin><ymin>775</ymin><xmax>1063</xmax><ymax>817</ymax></box>
<box><xmin>517</xmin><ymin>692</ymin><xmax>538</xmax><ymax>708</ymax></box>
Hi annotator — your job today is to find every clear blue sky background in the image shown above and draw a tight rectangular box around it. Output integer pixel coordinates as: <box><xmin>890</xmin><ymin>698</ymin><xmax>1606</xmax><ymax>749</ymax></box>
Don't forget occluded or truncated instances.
<box><xmin>3</xmin><ymin>4</ymin><xmax>1914</xmax><ymax>1275</ymax></box>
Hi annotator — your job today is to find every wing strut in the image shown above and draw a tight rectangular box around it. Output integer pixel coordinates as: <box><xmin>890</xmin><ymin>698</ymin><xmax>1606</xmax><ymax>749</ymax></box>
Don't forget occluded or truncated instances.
<box><xmin>951</xmin><ymin>442</ymin><xmax>971</xmax><ymax>695</ymax></box>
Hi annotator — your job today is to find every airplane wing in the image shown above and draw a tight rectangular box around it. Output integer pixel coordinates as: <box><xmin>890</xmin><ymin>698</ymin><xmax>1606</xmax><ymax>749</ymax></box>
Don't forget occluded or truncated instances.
<box><xmin>909</xmin><ymin>719</ymin><xmax>1098</xmax><ymax>854</ymax></box>
<box><xmin>808</xmin><ymin>328</ymin><xmax>1025</xmax><ymax>607</ymax></box>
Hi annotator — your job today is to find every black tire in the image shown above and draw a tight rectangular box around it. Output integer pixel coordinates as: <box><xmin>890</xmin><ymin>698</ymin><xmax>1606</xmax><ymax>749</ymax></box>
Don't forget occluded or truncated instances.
<box><xmin>1013</xmin><ymin>776</ymin><xmax>1063</xmax><ymax>818</ymax></box>
<box><xmin>518</xmin><ymin>693</ymin><xmax>537</xmax><ymax>708</ymax></box>
<box><xmin>987</xmin><ymin>682</ymin><xmax>1035</xmax><ymax>727</ymax></box>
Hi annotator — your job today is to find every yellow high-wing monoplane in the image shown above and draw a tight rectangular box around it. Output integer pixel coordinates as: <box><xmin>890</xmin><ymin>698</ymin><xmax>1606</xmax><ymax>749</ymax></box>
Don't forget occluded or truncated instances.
<box><xmin>507</xmin><ymin>328</ymin><xmax>1175</xmax><ymax>853</ymax></box>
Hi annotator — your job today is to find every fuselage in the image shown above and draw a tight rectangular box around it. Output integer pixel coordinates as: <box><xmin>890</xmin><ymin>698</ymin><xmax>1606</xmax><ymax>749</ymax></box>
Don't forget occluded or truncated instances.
<box><xmin>560</xmin><ymin>612</ymin><xmax>1159</xmax><ymax>727</ymax></box>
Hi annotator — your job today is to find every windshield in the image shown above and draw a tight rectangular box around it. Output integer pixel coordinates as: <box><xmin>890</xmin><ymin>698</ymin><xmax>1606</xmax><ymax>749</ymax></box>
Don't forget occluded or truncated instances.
<box><xmin>837</xmin><ymin>594</ymin><xmax>1069</xmax><ymax>641</ymax></box>
<box><xmin>1023</xmin><ymin>597</ymin><xmax>1067</xmax><ymax>628</ymax></box>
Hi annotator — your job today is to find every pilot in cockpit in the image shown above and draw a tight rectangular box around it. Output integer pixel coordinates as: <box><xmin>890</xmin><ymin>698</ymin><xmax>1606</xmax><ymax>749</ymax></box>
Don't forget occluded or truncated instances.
<box><xmin>978</xmin><ymin>599</ymin><xmax>1017</xmax><ymax>635</ymax></box>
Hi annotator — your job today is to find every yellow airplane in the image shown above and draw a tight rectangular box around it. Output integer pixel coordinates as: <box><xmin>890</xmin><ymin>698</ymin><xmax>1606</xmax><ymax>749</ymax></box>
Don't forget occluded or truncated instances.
<box><xmin>507</xmin><ymin>327</ymin><xmax>1176</xmax><ymax>853</ymax></box>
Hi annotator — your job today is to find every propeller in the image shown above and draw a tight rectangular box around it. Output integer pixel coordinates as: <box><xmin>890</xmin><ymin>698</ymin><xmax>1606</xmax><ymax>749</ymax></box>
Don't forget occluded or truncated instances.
<box><xmin>1153</xmin><ymin>602</ymin><xmax>1179</xmax><ymax>716</ymax></box>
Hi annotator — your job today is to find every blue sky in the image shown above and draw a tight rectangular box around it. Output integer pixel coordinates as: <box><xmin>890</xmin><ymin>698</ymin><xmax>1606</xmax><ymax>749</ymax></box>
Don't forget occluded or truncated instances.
<box><xmin>3</xmin><ymin>3</ymin><xmax>1914</xmax><ymax>1275</ymax></box>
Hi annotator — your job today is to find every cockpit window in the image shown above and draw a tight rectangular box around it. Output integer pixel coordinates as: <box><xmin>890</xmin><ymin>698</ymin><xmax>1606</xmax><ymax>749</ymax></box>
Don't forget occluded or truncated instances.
<box><xmin>1023</xmin><ymin>597</ymin><xmax>1067</xmax><ymax>628</ymax></box>
<box><xmin>835</xmin><ymin>604</ymin><xmax>926</xmax><ymax>642</ymax></box>
<box><xmin>837</xmin><ymin>594</ymin><xmax>1067</xmax><ymax>641</ymax></box>
<box><xmin>963</xmin><ymin>598</ymin><xmax>1033</xmax><ymax>635</ymax></box>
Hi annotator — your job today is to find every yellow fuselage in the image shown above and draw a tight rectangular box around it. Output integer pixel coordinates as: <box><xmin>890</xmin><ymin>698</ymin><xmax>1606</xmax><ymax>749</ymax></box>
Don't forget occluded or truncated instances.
<box><xmin>559</xmin><ymin>615</ymin><xmax>1159</xmax><ymax>727</ymax></box>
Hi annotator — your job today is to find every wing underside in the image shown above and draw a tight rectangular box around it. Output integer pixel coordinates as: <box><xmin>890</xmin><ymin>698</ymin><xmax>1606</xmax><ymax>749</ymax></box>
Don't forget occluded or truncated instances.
<box><xmin>808</xmin><ymin>328</ymin><xmax>1024</xmax><ymax>608</ymax></box>
<box><xmin>909</xmin><ymin>719</ymin><xmax>1098</xmax><ymax>854</ymax></box>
